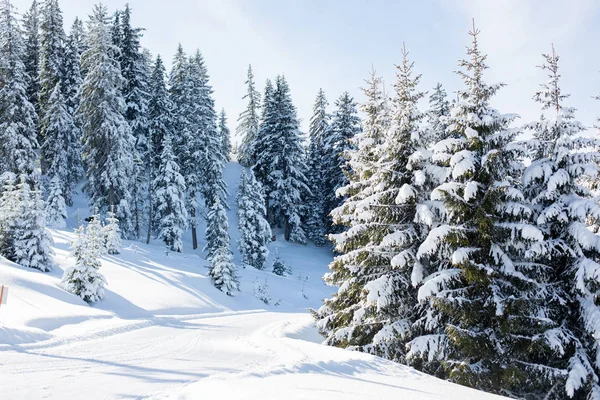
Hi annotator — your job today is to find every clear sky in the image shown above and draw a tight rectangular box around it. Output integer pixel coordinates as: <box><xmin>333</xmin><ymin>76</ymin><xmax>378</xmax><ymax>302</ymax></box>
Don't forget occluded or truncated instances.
<box><xmin>12</xmin><ymin>0</ymin><xmax>600</xmax><ymax>140</ymax></box>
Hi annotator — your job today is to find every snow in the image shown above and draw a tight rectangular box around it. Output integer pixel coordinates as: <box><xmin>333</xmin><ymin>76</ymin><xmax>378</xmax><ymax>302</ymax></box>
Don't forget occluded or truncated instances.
<box><xmin>0</xmin><ymin>162</ymin><xmax>505</xmax><ymax>399</ymax></box>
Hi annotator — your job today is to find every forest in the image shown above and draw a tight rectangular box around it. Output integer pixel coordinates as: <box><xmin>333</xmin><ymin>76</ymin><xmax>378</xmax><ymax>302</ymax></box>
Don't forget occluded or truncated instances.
<box><xmin>1</xmin><ymin>0</ymin><xmax>600</xmax><ymax>398</ymax></box>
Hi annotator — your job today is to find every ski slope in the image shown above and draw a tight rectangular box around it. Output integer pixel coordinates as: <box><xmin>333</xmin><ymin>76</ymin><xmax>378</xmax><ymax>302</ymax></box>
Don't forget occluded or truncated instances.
<box><xmin>0</xmin><ymin>162</ymin><xmax>505</xmax><ymax>399</ymax></box>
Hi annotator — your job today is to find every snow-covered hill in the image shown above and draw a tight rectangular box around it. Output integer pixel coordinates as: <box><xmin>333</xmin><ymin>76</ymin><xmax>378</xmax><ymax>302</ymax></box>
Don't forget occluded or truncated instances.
<box><xmin>0</xmin><ymin>162</ymin><xmax>505</xmax><ymax>399</ymax></box>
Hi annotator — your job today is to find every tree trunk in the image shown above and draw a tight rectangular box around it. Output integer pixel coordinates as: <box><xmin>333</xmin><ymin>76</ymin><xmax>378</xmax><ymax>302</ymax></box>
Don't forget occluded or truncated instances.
<box><xmin>191</xmin><ymin>209</ymin><xmax>198</xmax><ymax>249</ymax></box>
<box><xmin>284</xmin><ymin>219</ymin><xmax>291</xmax><ymax>241</ymax></box>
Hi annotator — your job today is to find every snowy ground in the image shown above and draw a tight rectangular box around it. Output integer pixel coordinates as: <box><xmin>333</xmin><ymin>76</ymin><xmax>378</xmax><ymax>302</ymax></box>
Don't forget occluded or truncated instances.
<box><xmin>0</xmin><ymin>162</ymin><xmax>505</xmax><ymax>399</ymax></box>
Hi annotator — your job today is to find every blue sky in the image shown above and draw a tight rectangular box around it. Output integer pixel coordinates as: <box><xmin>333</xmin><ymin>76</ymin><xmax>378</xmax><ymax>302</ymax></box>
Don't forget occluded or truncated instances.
<box><xmin>13</xmin><ymin>0</ymin><xmax>600</xmax><ymax>140</ymax></box>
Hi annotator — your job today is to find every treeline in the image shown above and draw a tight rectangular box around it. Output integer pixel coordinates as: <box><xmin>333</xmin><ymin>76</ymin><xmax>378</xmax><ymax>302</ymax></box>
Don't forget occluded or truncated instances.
<box><xmin>0</xmin><ymin>0</ymin><xmax>360</xmax><ymax>298</ymax></box>
<box><xmin>314</xmin><ymin>25</ymin><xmax>600</xmax><ymax>399</ymax></box>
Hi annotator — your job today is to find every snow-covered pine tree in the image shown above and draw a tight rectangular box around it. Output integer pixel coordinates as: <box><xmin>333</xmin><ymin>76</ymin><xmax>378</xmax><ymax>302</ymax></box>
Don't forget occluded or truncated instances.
<box><xmin>205</xmin><ymin>192</ymin><xmax>238</xmax><ymax>295</ymax></box>
<box><xmin>264</xmin><ymin>76</ymin><xmax>310</xmax><ymax>243</ymax></box>
<box><xmin>60</xmin><ymin>18</ymin><xmax>84</xmax><ymax>197</ymax></box>
<box><xmin>103</xmin><ymin>209</ymin><xmax>122</xmax><ymax>255</ymax></box>
<box><xmin>45</xmin><ymin>174</ymin><xmax>67</xmax><ymax>228</ymax></box>
<box><xmin>12</xmin><ymin>175</ymin><xmax>55</xmax><ymax>271</ymax></box>
<box><xmin>168</xmin><ymin>44</ymin><xmax>192</xmax><ymax>168</ymax></box>
<box><xmin>42</xmin><ymin>82</ymin><xmax>77</xmax><ymax>208</ymax></box>
<box><xmin>218</xmin><ymin>109</ymin><xmax>231</xmax><ymax>162</ymax></box>
<box><xmin>271</xmin><ymin>248</ymin><xmax>289</xmax><ymax>277</ymax></box>
<box><xmin>153</xmin><ymin>134</ymin><xmax>187</xmax><ymax>252</ymax></box>
<box><xmin>237</xmin><ymin>65</ymin><xmax>261</xmax><ymax>167</ymax></box>
<box><xmin>407</xmin><ymin>27</ymin><xmax>556</xmax><ymax>397</ymax></box>
<box><xmin>518</xmin><ymin>46</ymin><xmax>600</xmax><ymax>399</ymax></box>
<box><xmin>425</xmin><ymin>83</ymin><xmax>450</xmax><ymax>144</ymax></box>
<box><xmin>252</xmin><ymin>78</ymin><xmax>274</xmax><ymax>192</ymax></box>
<box><xmin>0</xmin><ymin>0</ymin><xmax>38</xmax><ymax>178</ymax></box>
<box><xmin>129</xmin><ymin>49</ymin><xmax>152</xmax><ymax>241</ymax></box>
<box><xmin>237</xmin><ymin>168</ymin><xmax>271</xmax><ymax>269</ymax></box>
<box><xmin>305</xmin><ymin>89</ymin><xmax>330</xmax><ymax>246</ymax></box>
<box><xmin>22</xmin><ymin>0</ymin><xmax>40</xmax><ymax>115</ymax></box>
<box><xmin>315</xmin><ymin>45</ymin><xmax>424</xmax><ymax>364</ymax></box>
<box><xmin>323</xmin><ymin>91</ymin><xmax>361</xmax><ymax>233</ymax></box>
<box><xmin>62</xmin><ymin>220</ymin><xmax>106</xmax><ymax>304</ymax></box>
<box><xmin>147</xmin><ymin>55</ymin><xmax>173</xmax><ymax>243</ymax></box>
<box><xmin>117</xmin><ymin>5</ymin><xmax>150</xmax><ymax>241</ymax></box>
<box><xmin>0</xmin><ymin>172</ymin><xmax>19</xmax><ymax>258</ymax></box>
<box><xmin>189</xmin><ymin>50</ymin><xmax>227</xmax><ymax>211</ymax></box>
<box><xmin>78</xmin><ymin>4</ymin><xmax>135</xmax><ymax>234</ymax></box>
<box><xmin>86</xmin><ymin>213</ymin><xmax>106</xmax><ymax>256</ymax></box>
<box><xmin>38</xmin><ymin>0</ymin><xmax>65</xmax><ymax>173</ymax></box>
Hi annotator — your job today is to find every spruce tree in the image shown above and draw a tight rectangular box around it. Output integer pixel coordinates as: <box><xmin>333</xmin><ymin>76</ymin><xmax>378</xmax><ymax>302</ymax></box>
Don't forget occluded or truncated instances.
<box><xmin>261</xmin><ymin>76</ymin><xmax>309</xmax><ymax>243</ymax></box>
<box><xmin>237</xmin><ymin>65</ymin><xmax>261</xmax><ymax>167</ymax></box>
<box><xmin>218</xmin><ymin>109</ymin><xmax>231</xmax><ymax>162</ymax></box>
<box><xmin>315</xmin><ymin>46</ymin><xmax>424</xmax><ymax>364</ymax></box>
<box><xmin>147</xmin><ymin>55</ymin><xmax>173</xmax><ymax>243</ymax></box>
<box><xmin>38</xmin><ymin>0</ymin><xmax>65</xmax><ymax>172</ymax></box>
<box><xmin>0</xmin><ymin>172</ymin><xmax>19</xmax><ymax>259</ymax></box>
<box><xmin>425</xmin><ymin>83</ymin><xmax>450</xmax><ymax>144</ymax></box>
<box><xmin>407</xmin><ymin>26</ymin><xmax>553</xmax><ymax>397</ymax></box>
<box><xmin>0</xmin><ymin>0</ymin><xmax>38</xmax><ymax>178</ymax></box>
<box><xmin>189</xmin><ymin>50</ymin><xmax>227</xmax><ymax>212</ymax></box>
<box><xmin>45</xmin><ymin>174</ymin><xmax>67</xmax><ymax>228</ymax></box>
<box><xmin>205</xmin><ymin>192</ymin><xmax>238</xmax><ymax>295</ymax></box>
<box><xmin>252</xmin><ymin>79</ymin><xmax>274</xmax><ymax>190</ymax></box>
<box><xmin>62</xmin><ymin>219</ymin><xmax>106</xmax><ymax>304</ymax></box>
<box><xmin>518</xmin><ymin>46</ymin><xmax>600</xmax><ymax>399</ymax></box>
<box><xmin>42</xmin><ymin>82</ymin><xmax>77</xmax><ymax>207</ymax></box>
<box><xmin>60</xmin><ymin>19</ymin><xmax>84</xmax><ymax>195</ymax></box>
<box><xmin>117</xmin><ymin>5</ymin><xmax>150</xmax><ymax>241</ymax></box>
<box><xmin>103</xmin><ymin>210</ymin><xmax>122</xmax><ymax>255</ymax></box>
<box><xmin>12</xmin><ymin>175</ymin><xmax>55</xmax><ymax>272</ymax></box>
<box><xmin>323</xmin><ymin>91</ymin><xmax>361</xmax><ymax>232</ymax></box>
<box><xmin>305</xmin><ymin>89</ymin><xmax>330</xmax><ymax>246</ymax></box>
<box><xmin>271</xmin><ymin>249</ymin><xmax>289</xmax><ymax>276</ymax></box>
<box><xmin>78</xmin><ymin>4</ymin><xmax>135</xmax><ymax>233</ymax></box>
<box><xmin>237</xmin><ymin>169</ymin><xmax>271</xmax><ymax>269</ymax></box>
<box><xmin>22</xmin><ymin>0</ymin><xmax>40</xmax><ymax>115</ymax></box>
<box><xmin>153</xmin><ymin>134</ymin><xmax>187</xmax><ymax>253</ymax></box>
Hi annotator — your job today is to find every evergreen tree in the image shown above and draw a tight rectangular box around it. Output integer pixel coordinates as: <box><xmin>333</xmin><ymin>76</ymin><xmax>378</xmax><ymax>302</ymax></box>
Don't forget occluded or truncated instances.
<box><xmin>271</xmin><ymin>249</ymin><xmax>289</xmax><ymax>276</ymax></box>
<box><xmin>251</xmin><ymin>79</ymin><xmax>274</xmax><ymax>189</ymax></box>
<box><xmin>189</xmin><ymin>50</ymin><xmax>227</xmax><ymax>212</ymax></box>
<box><xmin>62</xmin><ymin>220</ymin><xmax>106</xmax><ymax>304</ymax></box>
<box><xmin>407</xmin><ymin>27</ymin><xmax>553</xmax><ymax>397</ymax></box>
<box><xmin>218</xmin><ymin>108</ymin><xmax>231</xmax><ymax>162</ymax></box>
<box><xmin>518</xmin><ymin>47</ymin><xmax>600</xmax><ymax>399</ymax></box>
<box><xmin>237</xmin><ymin>168</ymin><xmax>271</xmax><ymax>269</ymax></box>
<box><xmin>42</xmin><ymin>82</ymin><xmax>78</xmax><ymax>206</ymax></box>
<box><xmin>305</xmin><ymin>89</ymin><xmax>330</xmax><ymax>246</ymax></box>
<box><xmin>22</xmin><ymin>0</ymin><xmax>40</xmax><ymax>115</ymax></box>
<box><xmin>260</xmin><ymin>76</ymin><xmax>309</xmax><ymax>243</ymax></box>
<box><xmin>237</xmin><ymin>65</ymin><xmax>261</xmax><ymax>167</ymax></box>
<box><xmin>103</xmin><ymin>209</ymin><xmax>122</xmax><ymax>255</ymax></box>
<box><xmin>78</xmin><ymin>4</ymin><xmax>135</xmax><ymax>234</ymax></box>
<box><xmin>116</xmin><ymin>4</ymin><xmax>149</xmax><ymax>240</ymax></box>
<box><xmin>60</xmin><ymin>19</ymin><xmax>85</xmax><ymax>194</ymax></box>
<box><xmin>315</xmin><ymin>46</ymin><xmax>424</xmax><ymax>364</ymax></box>
<box><xmin>425</xmin><ymin>83</ymin><xmax>450</xmax><ymax>144</ymax></box>
<box><xmin>323</xmin><ymin>91</ymin><xmax>361</xmax><ymax>232</ymax></box>
<box><xmin>205</xmin><ymin>192</ymin><xmax>238</xmax><ymax>295</ymax></box>
<box><xmin>0</xmin><ymin>172</ymin><xmax>19</xmax><ymax>259</ymax></box>
<box><xmin>153</xmin><ymin>134</ymin><xmax>187</xmax><ymax>252</ymax></box>
<box><xmin>45</xmin><ymin>174</ymin><xmax>66</xmax><ymax>228</ymax></box>
<box><xmin>0</xmin><ymin>0</ymin><xmax>38</xmax><ymax>178</ymax></box>
<box><xmin>38</xmin><ymin>0</ymin><xmax>65</xmax><ymax>172</ymax></box>
<box><xmin>12</xmin><ymin>175</ymin><xmax>55</xmax><ymax>272</ymax></box>
<box><xmin>147</xmin><ymin>55</ymin><xmax>173</xmax><ymax>243</ymax></box>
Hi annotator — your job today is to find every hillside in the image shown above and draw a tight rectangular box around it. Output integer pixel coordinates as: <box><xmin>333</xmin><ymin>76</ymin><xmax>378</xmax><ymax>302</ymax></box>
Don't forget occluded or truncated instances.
<box><xmin>0</xmin><ymin>162</ymin><xmax>505</xmax><ymax>400</ymax></box>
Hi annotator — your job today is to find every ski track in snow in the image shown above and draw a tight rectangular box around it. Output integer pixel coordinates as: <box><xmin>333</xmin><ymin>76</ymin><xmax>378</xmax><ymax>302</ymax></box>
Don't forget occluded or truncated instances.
<box><xmin>0</xmin><ymin>162</ymin><xmax>505</xmax><ymax>399</ymax></box>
